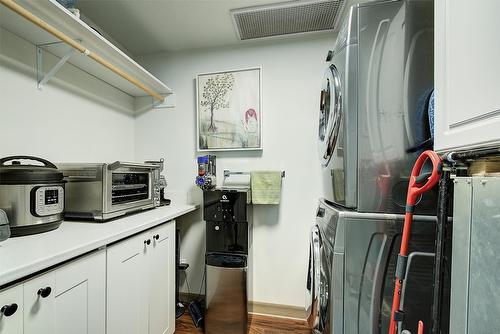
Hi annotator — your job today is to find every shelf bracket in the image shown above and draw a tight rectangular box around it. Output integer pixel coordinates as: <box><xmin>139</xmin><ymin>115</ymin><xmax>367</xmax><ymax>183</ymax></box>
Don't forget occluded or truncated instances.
<box><xmin>36</xmin><ymin>46</ymin><xmax>76</xmax><ymax>89</ymax></box>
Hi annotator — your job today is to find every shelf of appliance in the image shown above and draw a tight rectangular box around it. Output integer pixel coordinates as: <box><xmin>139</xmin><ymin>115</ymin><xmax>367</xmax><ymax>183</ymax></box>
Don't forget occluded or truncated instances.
<box><xmin>0</xmin><ymin>0</ymin><xmax>172</xmax><ymax>111</ymax></box>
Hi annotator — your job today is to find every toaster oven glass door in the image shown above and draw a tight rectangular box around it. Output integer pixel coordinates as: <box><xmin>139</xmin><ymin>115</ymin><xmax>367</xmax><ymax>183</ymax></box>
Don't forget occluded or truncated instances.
<box><xmin>111</xmin><ymin>172</ymin><xmax>150</xmax><ymax>205</ymax></box>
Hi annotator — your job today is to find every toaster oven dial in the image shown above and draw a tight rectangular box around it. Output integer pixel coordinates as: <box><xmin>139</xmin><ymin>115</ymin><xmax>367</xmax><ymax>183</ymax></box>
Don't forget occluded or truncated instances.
<box><xmin>31</xmin><ymin>186</ymin><xmax>64</xmax><ymax>217</ymax></box>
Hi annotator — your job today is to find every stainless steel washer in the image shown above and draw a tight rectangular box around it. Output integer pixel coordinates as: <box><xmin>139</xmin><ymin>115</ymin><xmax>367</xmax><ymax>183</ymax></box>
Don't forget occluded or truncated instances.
<box><xmin>312</xmin><ymin>199</ymin><xmax>440</xmax><ymax>334</ymax></box>
<box><xmin>310</xmin><ymin>200</ymin><xmax>340</xmax><ymax>334</ymax></box>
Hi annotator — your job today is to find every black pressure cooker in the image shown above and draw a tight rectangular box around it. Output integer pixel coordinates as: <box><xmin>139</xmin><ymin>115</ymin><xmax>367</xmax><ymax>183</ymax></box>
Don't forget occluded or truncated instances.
<box><xmin>0</xmin><ymin>156</ymin><xmax>65</xmax><ymax>236</ymax></box>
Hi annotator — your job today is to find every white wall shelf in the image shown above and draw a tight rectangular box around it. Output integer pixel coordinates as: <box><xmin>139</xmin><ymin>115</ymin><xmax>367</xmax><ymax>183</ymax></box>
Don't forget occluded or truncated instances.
<box><xmin>0</xmin><ymin>0</ymin><xmax>172</xmax><ymax>113</ymax></box>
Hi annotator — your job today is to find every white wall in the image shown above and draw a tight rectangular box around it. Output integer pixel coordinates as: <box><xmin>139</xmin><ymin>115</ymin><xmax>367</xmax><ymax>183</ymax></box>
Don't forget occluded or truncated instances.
<box><xmin>0</xmin><ymin>27</ymin><xmax>135</xmax><ymax>162</ymax></box>
<box><xmin>1</xmin><ymin>22</ymin><xmax>335</xmax><ymax>311</ymax></box>
<box><xmin>135</xmin><ymin>35</ymin><xmax>334</xmax><ymax>310</ymax></box>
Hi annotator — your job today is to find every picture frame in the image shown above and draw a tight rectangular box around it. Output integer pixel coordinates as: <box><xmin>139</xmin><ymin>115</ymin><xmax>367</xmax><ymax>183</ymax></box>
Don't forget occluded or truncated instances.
<box><xmin>196</xmin><ymin>67</ymin><xmax>262</xmax><ymax>151</ymax></box>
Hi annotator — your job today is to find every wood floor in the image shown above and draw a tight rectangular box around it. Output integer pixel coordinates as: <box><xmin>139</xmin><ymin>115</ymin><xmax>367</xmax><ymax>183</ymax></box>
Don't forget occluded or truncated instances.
<box><xmin>175</xmin><ymin>312</ymin><xmax>312</xmax><ymax>334</ymax></box>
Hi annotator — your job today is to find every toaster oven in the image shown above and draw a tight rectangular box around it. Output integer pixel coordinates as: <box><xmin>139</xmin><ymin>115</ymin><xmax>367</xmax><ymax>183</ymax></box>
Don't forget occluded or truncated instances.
<box><xmin>57</xmin><ymin>161</ymin><xmax>160</xmax><ymax>221</ymax></box>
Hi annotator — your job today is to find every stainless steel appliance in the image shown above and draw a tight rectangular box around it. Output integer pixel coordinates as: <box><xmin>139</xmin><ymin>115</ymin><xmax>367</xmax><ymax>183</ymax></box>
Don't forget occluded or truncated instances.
<box><xmin>309</xmin><ymin>200</ymin><xmax>338</xmax><ymax>334</ymax></box>
<box><xmin>144</xmin><ymin>158</ymin><xmax>167</xmax><ymax>206</ymax></box>
<box><xmin>450</xmin><ymin>177</ymin><xmax>500</xmax><ymax>333</ymax></box>
<box><xmin>0</xmin><ymin>156</ymin><xmax>65</xmax><ymax>236</ymax></box>
<box><xmin>0</xmin><ymin>209</ymin><xmax>11</xmax><ymax>242</ymax></box>
<box><xmin>310</xmin><ymin>199</ymin><xmax>439</xmax><ymax>334</ymax></box>
<box><xmin>57</xmin><ymin>161</ymin><xmax>160</xmax><ymax>221</ymax></box>
<box><xmin>308</xmin><ymin>223</ymin><xmax>321</xmax><ymax>329</ymax></box>
<box><xmin>319</xmin><ymin>0</ymin><xmax>436</xmax><ymax>214</ymax></box>
<box><xmin>203</xmin><ymin>189</ymin><xmax>251</xmax><ymax>334</ymax></box>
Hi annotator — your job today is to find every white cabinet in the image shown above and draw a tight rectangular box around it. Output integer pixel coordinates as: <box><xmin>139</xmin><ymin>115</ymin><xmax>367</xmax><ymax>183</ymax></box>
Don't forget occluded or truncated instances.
<box><xmin>54</xmin><ymin>250</ymin><xmax>106</xmax><ymax>334</ymax></box>
<box><xmin>434</xmin><ymin>0</ymin><xmax>500</xmax><ymax>152</ymax></box>
<box><xmin>0</xmin><ymin>250</ymin><xmax>106</xmax><ymax>334</ymax></box>
<box><xmin>107</xmin><ymin>230</ymin><xmax>149</xmax><ymax>334</ymax></box>
<box><xmin>148</xmin><ymin>223</ymin><xmax>175</xmax><ymax>334</ymax></box>
<box><xmin>23</xmin><ymin>274</ymin><xmax>55</xmax><ymax>334</ymax></box>
<box><xmin>0</xmin><ymin>285</ymin><xmax>23</xmax><ymax>334</ymax></box>
<box><xmin>107</xmin><ymin>221</ymin><xmax>176</xmax><ymax>334</ymax></box>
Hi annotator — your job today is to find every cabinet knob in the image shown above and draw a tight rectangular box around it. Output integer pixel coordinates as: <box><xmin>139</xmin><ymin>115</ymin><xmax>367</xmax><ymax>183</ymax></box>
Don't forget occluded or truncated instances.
<box><xmin>154</xmin><ymin>234</ymin><xmax>160</xmax><ymax>240</ymax></box>
<box><xmin>37</xmin><ymin>287</ymin><xmax>52</xmax><ymax>298</ymax></box>
<box><xmin>1</xmin><ymin>303</ymin><xmax>18</xmax><ymax>317</ymax></box>
<box><xmin>144</xmin><ymin>239</ymin><xmax>151</xmax><ymax>245</ymax></box>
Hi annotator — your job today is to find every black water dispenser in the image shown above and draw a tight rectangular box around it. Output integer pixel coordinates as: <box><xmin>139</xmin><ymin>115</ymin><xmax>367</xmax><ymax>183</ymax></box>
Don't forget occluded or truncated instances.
<box><xmin>203</xmin><ymin>189</ymin><xmax>251</xmax><ymax>334</ymax></box>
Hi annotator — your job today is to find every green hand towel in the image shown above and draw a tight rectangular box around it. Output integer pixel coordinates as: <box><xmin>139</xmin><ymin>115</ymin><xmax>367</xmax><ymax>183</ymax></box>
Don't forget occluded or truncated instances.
<box><xmin>251</xmin><ymin>171</ymin><xmax>282</xmax><ymax>204</ymax></box>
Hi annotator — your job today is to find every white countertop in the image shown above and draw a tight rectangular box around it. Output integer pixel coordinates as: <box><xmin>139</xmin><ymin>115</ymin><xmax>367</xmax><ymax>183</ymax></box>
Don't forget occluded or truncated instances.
<box><xmin>0</xmin><ymin>204</ymin><xmax>197</xmax><ymax>287</ymax></box>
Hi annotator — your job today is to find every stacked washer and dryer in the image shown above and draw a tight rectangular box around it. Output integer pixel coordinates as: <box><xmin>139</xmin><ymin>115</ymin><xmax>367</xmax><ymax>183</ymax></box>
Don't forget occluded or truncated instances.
<box><xmin>309</xmin><ymin>1</ymin><xmax>439</xmax><ymax>333</ymax></box>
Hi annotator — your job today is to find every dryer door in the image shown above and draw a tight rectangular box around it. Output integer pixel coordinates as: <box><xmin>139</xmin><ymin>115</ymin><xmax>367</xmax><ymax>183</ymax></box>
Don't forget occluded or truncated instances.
<box><xmin>318</xmin><ymin>64</ymin><xmax>343</xmax><ymax>166</ymax></box>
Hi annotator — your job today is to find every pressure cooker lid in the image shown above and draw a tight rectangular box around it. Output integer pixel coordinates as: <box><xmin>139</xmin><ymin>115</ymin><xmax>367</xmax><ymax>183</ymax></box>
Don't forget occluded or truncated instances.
<box><xmin>0</xmin><ymin>156</ymin><xmax>63</xmax><ymax>185</ymax></box>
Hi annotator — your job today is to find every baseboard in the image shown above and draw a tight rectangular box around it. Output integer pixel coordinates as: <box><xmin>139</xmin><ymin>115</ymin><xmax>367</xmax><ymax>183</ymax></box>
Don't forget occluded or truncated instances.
<box><xmin>179</xmin><ymin>292</ymin><xmax>308</xmax><ymax>320</ymax></box>
<box><xmin>248</xmin><ymin>301</ymin><xmax>307</xmax><ymax>320</ymax></box>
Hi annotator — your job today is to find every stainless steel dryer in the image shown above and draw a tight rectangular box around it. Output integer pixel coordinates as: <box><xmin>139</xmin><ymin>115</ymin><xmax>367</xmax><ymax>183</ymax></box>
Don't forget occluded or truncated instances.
<box><xmin>319</xmin><ymin>8</ymin><xmax>358</xmax><ymax>210</ymax></box>
<box><xmin>310</xmin><ymin>199</ymin><xmax>440</xmax><ymax>334</ymax></box>
<box><xmin>319</xmin><ymin>0</ymin><xmax>436</xmax><ymax>214</ymax></box>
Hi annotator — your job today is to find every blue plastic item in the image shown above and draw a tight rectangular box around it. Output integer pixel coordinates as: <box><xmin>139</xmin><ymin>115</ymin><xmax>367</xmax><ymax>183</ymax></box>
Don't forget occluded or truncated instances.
<box><xmin>196</xmin><ymin>176</ymin><xmax>206</xmax><ymax>186</ymax></box>
<box><xmin>56</xmin><ymin>0</ymin><xmax>77</xmax><ymax>8</ymax></box>
<box><xmin>407</xmin><ymin>88</ymin><xmax>434</xmax><ymax>154</ymax></box>
<box><xmin>428</xmin><ymin>90</ymin><xmax>435</xmax><ymax>140</ymax></box>
<box><xmin>197</xmin><ymin>156</ymin><xmax>209</xmax><ymax>164</ymax></box>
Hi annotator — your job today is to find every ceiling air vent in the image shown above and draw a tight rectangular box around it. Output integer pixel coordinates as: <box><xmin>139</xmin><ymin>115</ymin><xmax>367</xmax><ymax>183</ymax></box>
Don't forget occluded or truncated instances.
<box><xmin>231</xmin><ymin>0</ymin><xmax>345</xmax><ymax>40</ymax></box>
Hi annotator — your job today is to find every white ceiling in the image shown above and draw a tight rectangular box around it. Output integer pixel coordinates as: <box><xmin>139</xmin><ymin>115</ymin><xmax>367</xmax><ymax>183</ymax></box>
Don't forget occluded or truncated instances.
<box><xmin>76</xmin><ymin>0</ymin><xmax>351</xmax><ymax>56</ymax></box>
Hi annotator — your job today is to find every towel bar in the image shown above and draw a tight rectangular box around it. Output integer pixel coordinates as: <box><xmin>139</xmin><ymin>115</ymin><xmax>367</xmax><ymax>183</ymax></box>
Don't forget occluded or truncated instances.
<box><xmin>223</xmin><ymin>170</ymin><xmax>285</xmax><ymax>178</ymax></box>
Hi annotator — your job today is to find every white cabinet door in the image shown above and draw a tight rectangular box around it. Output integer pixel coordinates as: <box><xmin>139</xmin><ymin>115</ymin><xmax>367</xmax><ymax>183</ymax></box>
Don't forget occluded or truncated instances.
<box><xmin>23</xmin><ymin>273</ymin><xmax>55</xmax><ymax>334</ymax></box>
<box><xmin>54</xmin><ymin>250</ymin><xmax>106</xmax><ymax>334</ymax></box>
<box><xmin>148</xmin><ymin>221</ymin><xmax>175</xmax><ymax>334</ymax></box>
<box><xmin>0</xmin><ymin>285</ymin><xmax>23</xmax><ymax>334</ymax></box>
<box><xmin>435</xmin><ymin>0</ymin><xmax>500</xmax><ymax>152</ymax></box>
<box><xmin>107</xmin><ymin>231</ymin><xmax>149</xmax><ymax>334</ymax></box>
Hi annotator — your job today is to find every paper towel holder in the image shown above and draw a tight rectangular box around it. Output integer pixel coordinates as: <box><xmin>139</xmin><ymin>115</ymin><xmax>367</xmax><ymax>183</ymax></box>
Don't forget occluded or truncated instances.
<box><xmin>223</xmin><ymin>170</ymin><xmax>285</xmax><ymax>178</ymax></box>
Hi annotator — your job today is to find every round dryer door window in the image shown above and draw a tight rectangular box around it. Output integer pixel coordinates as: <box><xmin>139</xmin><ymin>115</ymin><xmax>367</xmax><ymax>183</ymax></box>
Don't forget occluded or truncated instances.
<box><xmin>318</xmin><ymin>64</ymin><xmax>342</xmax><ymax>167</ymax></box>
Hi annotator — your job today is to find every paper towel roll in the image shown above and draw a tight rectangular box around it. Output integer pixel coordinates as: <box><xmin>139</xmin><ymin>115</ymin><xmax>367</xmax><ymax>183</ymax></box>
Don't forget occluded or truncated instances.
<box><xmin>222</xmin><ymin>174</ymin><xmax>251</xmax><ymax>189</ymax></box>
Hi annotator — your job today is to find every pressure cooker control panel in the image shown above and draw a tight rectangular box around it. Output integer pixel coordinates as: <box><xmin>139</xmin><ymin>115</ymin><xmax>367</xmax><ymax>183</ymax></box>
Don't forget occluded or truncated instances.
<box><xmin>31</xmin><ymin>186</ymin><xmax>64</xmax><ymax>217</ymax></box>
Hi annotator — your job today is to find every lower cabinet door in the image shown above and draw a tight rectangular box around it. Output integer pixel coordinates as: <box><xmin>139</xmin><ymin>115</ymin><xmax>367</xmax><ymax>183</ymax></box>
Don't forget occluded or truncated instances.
<box><xmin>23</xmin><ymin>273</ymin><xmax>55</xmax><ymax>334</ymax></box>
<box><xmin>0</xmin><ymin>285</ymin><xmax>23</xmax><ymax>334</ymax></box>
<box><xmin>54</xmin><ymin>250</ymin><xmax>106</xmax><ymax>334</ymax></box>
<box><xmin>148</xmin><ymin>221</ymin><xmax>175</xmax><ymax>334</ymax></box>
<box><xmin>107</xmin><ymin>232</ymin><xmax>149</xmax><ymax>334</ymax></box>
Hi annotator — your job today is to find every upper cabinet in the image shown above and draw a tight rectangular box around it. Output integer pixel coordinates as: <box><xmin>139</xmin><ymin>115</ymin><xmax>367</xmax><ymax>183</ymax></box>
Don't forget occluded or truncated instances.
<box><xmin>434</xmin><ymin>0</ymin><xmax>500</xmax><ymax>153</ymax></box>
<box><xmin>0</xmin><ymin>0</ymin><xmax>171</xmax><ymax>114</ymax></box>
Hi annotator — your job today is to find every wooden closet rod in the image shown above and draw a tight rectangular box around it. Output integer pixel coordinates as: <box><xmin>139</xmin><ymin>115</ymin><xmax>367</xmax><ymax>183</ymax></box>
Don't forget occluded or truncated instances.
<box><xmin>0</xmin><ymin>0</ymin><xmax>165</xmax><ymax>102</ymax></box>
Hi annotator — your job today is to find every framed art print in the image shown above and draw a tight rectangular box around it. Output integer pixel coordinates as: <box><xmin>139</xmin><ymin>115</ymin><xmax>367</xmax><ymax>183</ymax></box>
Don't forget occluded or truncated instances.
<box><xmin>197</xmin><ymin>67</ymin><xmax>262</xmax><ymax>151</ymax></box>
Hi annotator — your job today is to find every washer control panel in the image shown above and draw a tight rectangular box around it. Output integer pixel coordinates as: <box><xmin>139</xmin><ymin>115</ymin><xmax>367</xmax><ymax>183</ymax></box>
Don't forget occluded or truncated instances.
<box><xmin>31</xmin><ymin>186</ymin><xmax>64</xmax><ymax>217</ymax></box>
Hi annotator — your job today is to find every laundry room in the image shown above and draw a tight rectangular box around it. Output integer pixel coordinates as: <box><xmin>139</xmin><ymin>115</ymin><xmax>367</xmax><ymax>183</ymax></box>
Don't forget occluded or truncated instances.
<box><xmin>0</xmin><ymin>0</ymin><xmax>498</xmax><ymax>334</ymax></box>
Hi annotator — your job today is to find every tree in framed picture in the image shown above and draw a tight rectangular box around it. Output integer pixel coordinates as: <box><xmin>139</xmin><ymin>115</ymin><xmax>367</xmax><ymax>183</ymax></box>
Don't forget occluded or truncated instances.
<box><xmin>197</xmin><ymin>67</ymin><xmax>262</xmax><ymax>151</ymax></box>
